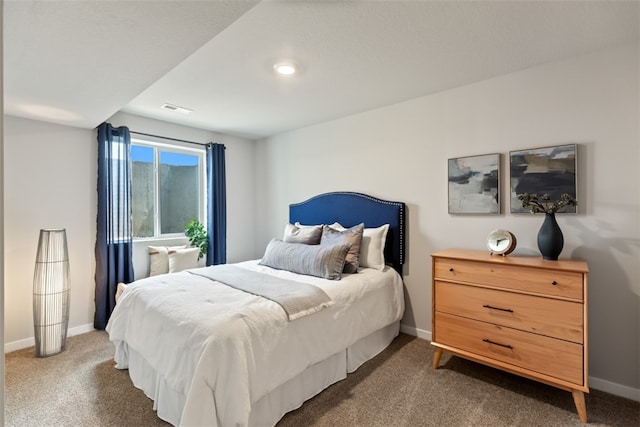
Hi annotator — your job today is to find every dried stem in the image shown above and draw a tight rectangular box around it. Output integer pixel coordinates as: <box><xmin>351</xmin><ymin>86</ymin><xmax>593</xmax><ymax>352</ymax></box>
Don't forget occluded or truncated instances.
<box><xmin>517</xmin><ymin>193</ymin><xmax>577</xmax><ymax>214</ymax></box>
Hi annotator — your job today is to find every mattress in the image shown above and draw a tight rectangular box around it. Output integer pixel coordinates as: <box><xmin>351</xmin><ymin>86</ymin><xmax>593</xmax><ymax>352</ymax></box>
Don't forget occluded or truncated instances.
<box><xmin>106</xmin><ymin>260</ymin><xmax>404</xmax><ymax>426</ymax></box>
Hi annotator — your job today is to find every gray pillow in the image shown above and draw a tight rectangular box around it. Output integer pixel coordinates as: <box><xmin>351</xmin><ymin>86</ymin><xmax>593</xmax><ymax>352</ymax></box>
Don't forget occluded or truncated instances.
<box><xmin>282</xmin><ymin>223</ymin><xmax>323</xmax><ymax>244</ymax></box>
<box><xmin>259</xmin><ymin>239</ymin><xmax>351</xmax><ymax>280</ymax></box>
<box><xmin>321</xmin><ymin>223</ymin><xmax>364</xmax><ymax>274</ymax></box>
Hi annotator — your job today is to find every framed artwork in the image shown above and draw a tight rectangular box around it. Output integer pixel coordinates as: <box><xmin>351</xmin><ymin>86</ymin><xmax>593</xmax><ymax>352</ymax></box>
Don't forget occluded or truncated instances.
<box><xmin>448</xmin><ymin>153</ymin><xmax>500</xmax><ymax>214</ymax></box>
<box><xmin>510</xmin><ymin>144</ymin><xmax>577</xmax><ymax>213</ymax></box>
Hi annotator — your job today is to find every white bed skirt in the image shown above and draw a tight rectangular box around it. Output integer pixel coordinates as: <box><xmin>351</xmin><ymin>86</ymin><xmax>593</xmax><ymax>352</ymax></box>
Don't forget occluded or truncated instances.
<box><xmin>122</xmin><ymin>321</ymin><xmax>400</xmax><ymax>426</ymax></box>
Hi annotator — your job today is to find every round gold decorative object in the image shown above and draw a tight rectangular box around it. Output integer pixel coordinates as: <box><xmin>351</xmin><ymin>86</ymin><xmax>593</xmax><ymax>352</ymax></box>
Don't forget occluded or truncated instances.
<box><xmin>486</xmin><ymin>229</ymin><xmax>517</xmax><ymax>256</ymax></box>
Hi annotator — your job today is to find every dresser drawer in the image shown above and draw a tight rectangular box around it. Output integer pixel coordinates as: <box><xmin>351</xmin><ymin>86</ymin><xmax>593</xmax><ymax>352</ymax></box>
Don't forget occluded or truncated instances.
<box><xmin>434</xmin><ymin>258</ymin><xmax>583</xmax><ymax>300</ymax></box>
<box><xmin>435</xmin><ymin>281</ymin><xmax>583</xmax><ymax>343</ymax></box>
<box><xmin>435</xmin><ymin>312</ymin><xmax>584</xmax><ymax>385</ymax></box>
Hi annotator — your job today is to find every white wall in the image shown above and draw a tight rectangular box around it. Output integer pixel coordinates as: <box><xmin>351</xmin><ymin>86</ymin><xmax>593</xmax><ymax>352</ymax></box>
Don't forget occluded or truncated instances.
<box><xmin>4</xmin><ymin>117</ymin><xmax>96</xmax><ymax>348</ymax></box>
<box><xmin>3</xmin><ymin>112</ymin><xmax>257</xmax><ymax>349</ymax></box>
<box><xmin>255</xmin><ymin>44</ymin><xmax>640</xmax><ymax>399</ymax></box>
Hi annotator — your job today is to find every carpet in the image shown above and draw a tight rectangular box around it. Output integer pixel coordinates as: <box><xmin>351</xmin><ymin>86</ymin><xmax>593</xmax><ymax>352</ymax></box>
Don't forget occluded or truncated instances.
<box><xmin>5</xmin><ymin>331</ymin><xmax>639</xmax><ymax>426</ymax></box>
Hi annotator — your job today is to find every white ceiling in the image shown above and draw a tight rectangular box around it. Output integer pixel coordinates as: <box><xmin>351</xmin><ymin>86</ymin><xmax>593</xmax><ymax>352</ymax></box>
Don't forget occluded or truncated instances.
<box><xmin>5</xmin><ymin>0</ymin><xmax>639</xmax><ymax>140</ymax></box>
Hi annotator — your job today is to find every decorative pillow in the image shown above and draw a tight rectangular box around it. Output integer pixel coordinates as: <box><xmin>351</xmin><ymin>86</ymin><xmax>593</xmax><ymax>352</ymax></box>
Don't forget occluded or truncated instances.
<box><xmin>360</xmin><ymin>224</ymin><xmax>390</xmax><ymax>270</ymax></box>
<box><xmin>321</xmin><ymin>223</ymin><xmax>364</xmax><ymax>274</ymax></box>
<box><xmin>148</xmin><ymin>245</ymin><xmax>187</xmax><ymax>276</ymax></box>
<box><xmin>330</xmin><ymin>223</ymin><xmax>389</xmax><ymax>271</ymax></box>
<box><xmin>283</xmin><ymin>223</ymin><xmax>323</xmax><ymax>244</ymax></box>
<box><xmin>168</xmin><ymin>247</ymin><xmax>200</xmax><ymax>273</ymax></box>
<box><xmin>259</xmin><ymin>239</ymin><xmax>351</xmax><ymax>280</ymax></box>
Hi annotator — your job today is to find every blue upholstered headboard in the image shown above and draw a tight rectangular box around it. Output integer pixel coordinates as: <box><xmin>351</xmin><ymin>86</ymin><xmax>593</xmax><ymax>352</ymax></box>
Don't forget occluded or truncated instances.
<box><xmin>289</xmin><ymin>192</ymin><xmax>406</xmax><ymax>275</ymax></box>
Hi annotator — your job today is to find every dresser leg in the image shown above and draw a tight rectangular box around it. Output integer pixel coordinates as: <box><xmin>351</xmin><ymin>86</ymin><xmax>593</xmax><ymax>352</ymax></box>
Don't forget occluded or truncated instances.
<box><xmin>571</xmin><ymin>390</ymin><xmax>587</xmax><ymax>423</ymax></box>
<box><xmin>433</xmin><ymin>347</ymin><xmax>443</xmax><ymax>369</ymax></box>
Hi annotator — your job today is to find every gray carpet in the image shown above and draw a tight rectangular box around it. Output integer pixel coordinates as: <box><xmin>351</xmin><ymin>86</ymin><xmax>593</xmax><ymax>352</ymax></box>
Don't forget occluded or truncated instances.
<box><xmin>5</xmin><ymin>331</ymin><xmax>639</xmax><ymax>426</ymax></box>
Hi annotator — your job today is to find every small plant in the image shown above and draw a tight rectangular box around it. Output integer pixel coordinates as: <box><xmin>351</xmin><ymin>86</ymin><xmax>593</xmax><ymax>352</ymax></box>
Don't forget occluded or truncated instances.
<box><xmin>517</xmin><ymin>193</ymin><xmax>577</xmax><ymax>214</ymax></box>
<box><xmin>184</xmin><ymin>219</ymin><xmax>208</xmax><ymax>260</ymax></box>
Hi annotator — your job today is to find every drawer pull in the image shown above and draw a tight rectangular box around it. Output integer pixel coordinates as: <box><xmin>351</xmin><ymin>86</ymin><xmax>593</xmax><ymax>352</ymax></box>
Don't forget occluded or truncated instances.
<box><xmin>551</xmin><ymin>280</ymin><xmax>558</xmax><ymax>286</ymax></box>
<box><xmin>483</xmin><ymin>338</ymin><xmax>513</xmax><ymax>350</ymax></box>
<box><xmin>482</xmin><ymin>304</ymin><xmax>514</xmax><ymax>313</ymax></box>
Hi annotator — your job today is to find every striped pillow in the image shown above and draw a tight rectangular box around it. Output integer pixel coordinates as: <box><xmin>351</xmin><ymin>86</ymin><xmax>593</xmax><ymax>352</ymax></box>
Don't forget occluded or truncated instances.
<box><xmin>259</xmin><ymin>239</ymin><xmax>351</xmax><ymax>280</ymax></box>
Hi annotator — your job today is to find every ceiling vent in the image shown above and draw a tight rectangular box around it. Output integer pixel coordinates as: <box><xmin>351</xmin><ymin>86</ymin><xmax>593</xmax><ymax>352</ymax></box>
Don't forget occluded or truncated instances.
<box><xmin>161</xmin><ymin>103</ymin><xmax>194</xmax><ymax>114</ymax></box>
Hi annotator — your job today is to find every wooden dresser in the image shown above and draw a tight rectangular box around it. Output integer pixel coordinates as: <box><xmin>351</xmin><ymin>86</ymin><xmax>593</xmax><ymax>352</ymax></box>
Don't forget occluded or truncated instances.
<box><xmin>431</xmin><ymin>249</ymin><xmax>589</xmax><ymax>422</ymax></box>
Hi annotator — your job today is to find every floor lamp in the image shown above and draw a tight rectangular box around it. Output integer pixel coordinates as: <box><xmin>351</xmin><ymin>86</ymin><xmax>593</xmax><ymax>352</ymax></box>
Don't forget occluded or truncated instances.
<box><xmin>33</xmin><ymin>229</ymin><xmax>70</xmax><ymax>357</ymax></box>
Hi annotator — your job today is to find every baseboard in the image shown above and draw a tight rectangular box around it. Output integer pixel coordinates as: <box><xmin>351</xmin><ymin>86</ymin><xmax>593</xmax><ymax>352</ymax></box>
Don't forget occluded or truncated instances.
<box><xmin>399</xmin><ymin>324</ymin><xmax>639</xmax><ymax>402</ymax></box>
<box><xmin>4</xmin><ymin>323</ymin><xmax>95</xmax><ymax>354</ymax></box>
<box><xmin>400</xmin><ymin>323</ymin><xmax>431</xmax><ymax>341</ymax></box>
<box><xmin>589</xmin><ymin>376</ymin><xmax>640</xmax><ymax>402</ymax></box>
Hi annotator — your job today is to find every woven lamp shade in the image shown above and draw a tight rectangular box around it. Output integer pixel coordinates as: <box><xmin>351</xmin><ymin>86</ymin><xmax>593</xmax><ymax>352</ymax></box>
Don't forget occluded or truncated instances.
<box><xmin>33</xmin><ymin>229</ymin><xmax>70</xmax><ymax>357</ymax></box>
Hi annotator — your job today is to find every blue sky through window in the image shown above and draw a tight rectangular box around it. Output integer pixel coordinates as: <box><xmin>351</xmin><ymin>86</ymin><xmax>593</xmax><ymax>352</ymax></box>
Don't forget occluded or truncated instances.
<box><xmin>160</xmin><ymin>151</ymin><xmax>198</xmax><ymax>166</ymax></box>
<box><xmin>131</xmin><ymin>145</ymin><xmax>198</xmax><ymax>166</ymax></box>
<box><xmin>131</xmin><ymin>145</ymin><xmax>153</xmax><ymax>163</ymax></box>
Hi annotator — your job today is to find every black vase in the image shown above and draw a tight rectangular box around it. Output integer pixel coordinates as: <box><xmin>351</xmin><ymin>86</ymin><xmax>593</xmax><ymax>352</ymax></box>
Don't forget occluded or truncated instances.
<box><xmin>537</xmin><ymin>213</ymin><xmax>564</xmax><ymax>260</ymax></box>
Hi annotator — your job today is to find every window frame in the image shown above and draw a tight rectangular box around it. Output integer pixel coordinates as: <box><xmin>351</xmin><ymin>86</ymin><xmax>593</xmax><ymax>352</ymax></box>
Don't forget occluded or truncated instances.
<box><xmin>131</xmin><ymin>138</ymin><xmax>207</xmax><ymax>241</ymax></box>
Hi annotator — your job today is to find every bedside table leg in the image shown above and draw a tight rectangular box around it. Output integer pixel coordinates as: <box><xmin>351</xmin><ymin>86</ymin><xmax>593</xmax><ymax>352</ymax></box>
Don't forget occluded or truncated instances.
<box><xmin>433</xmin><ymin>347</ymin><xmax>443</xmax><ymax>369</ymax></box>
<box><xmin>571</xmin><ymin>390</ymin><xmax>587</xmax><ymax>423</ymax></box>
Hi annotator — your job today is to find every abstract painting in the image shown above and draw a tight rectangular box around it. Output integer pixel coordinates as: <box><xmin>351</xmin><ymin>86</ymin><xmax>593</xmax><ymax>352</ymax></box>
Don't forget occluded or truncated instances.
<box><xmin>448</xmin><ymin>153</ymin><xmax>500</xmax><ymax>214</ymax></box>
<box><xmin>510</xmin><ymin>144</ymin><xmax>577</xmax><ymax>213</ymax></box>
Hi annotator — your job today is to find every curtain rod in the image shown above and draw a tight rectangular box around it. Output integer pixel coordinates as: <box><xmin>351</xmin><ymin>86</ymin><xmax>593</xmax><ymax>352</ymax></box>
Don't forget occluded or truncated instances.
<box><xmin>130</xmin><ymin>130</ymin><xmax>209</xmax><ymax>147</ymax></box>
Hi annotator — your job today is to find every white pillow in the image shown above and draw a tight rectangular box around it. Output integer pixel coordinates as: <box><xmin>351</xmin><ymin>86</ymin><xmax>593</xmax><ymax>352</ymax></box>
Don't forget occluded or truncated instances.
<box><xmin>330</xmin><ymin>223</ymin><xmax>389</xmax><ymax>271</ymax></box>
<box><xmin>148</xmin><ymin>245</ymin><xmax>186</xmax><ymax>276</ymax></box>
<box><xmin>168</xmin><ymin>247</ymin><xmax>200</xmax><ymax>273</ymax></box>
<box><xmin>360</xmin><ymin>224</ymin><xmax>390</xmax><ymax>270</ymax></box>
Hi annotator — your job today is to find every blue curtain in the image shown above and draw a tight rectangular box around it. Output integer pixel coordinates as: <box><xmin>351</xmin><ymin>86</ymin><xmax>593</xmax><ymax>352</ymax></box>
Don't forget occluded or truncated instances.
<box><xmin>206</xmin><ymin>143</ymin><xmax>227</xmax><ymax>265</ymax></box>
<box><xmin>94</xmin><ymin>123</ymin><xmax>135</xmax><ymax>329</ymax></box>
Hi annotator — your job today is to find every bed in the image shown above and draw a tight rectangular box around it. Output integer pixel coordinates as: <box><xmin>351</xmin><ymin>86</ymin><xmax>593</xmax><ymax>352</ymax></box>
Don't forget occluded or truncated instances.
<box><xmin>106</xmin><ymin>191</ymin><xmax>406</xmax><ymax>426</ymax></box>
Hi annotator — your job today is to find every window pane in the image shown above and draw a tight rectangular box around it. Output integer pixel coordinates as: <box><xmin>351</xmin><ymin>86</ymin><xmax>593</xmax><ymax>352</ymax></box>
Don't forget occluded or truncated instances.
<box><xmin>160</xmin><ymin>151</ymin><xmax>199</xmax><ymax>235</ymax></box>
<box><xmin>131</xmin><ymin>145</ymin><xmax>155</xmax><ymax>238</ymax></box>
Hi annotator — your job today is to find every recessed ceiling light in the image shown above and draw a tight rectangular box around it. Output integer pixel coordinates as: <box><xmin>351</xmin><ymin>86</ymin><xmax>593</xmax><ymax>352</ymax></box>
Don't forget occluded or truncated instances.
<box><xmin>161</xmin><ymin>103</ymin><xmax>193</xmax><ymax>114</ymax></box>
<box><xmin>273</xmin><ymin>62</ymin><xmax>297</xmax><ymax>75</ymax></box>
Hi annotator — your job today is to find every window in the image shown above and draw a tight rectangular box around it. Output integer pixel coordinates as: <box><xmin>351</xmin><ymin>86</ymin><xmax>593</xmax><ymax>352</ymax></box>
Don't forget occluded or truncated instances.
<box><xmin>131</xmin><ymin>140</ymin><xmax>205</xmax><ymax>239</ymax></box>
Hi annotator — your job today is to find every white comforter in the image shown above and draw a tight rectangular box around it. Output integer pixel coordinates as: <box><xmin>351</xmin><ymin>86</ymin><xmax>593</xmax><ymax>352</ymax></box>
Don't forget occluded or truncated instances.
<box><xmin>106</xmin><ymin>260</ymin><xmax>404</xmax><ymax>426</ymax></box>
